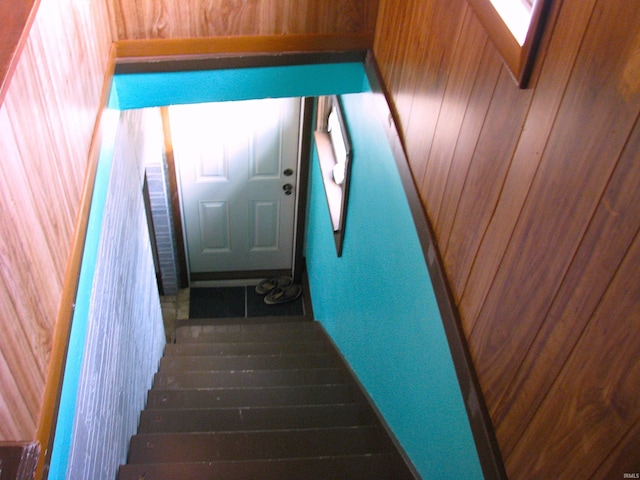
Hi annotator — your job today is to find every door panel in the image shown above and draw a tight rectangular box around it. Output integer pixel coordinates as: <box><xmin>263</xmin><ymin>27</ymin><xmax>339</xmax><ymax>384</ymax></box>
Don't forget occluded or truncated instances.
<box><xmin>251</xmin><ymin>200</ymin><xmax>280</xmax><ymax>251</ymax></box>
<box><xmin>199</xmin><ymin>201</ymin><xmax>230</xmax><ymax>252</ymax></box>
<box><xmin>171</xmin><ymin>97</ymin><xmax>301</xmax><ymax>275</ymax></box>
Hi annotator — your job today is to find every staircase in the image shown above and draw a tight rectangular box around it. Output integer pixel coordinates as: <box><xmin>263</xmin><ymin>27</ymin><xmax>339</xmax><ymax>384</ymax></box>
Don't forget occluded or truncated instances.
<box><xmin>118</xmin><ymin>320</ymin><xmax>417</xmax><ymax>479</ymax></box>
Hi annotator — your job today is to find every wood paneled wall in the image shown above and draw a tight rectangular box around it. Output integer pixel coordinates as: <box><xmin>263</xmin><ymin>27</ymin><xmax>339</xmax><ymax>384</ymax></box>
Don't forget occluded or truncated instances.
<box><xmin>0</xmin><ymin>0</ymin><xmax>111</xmax><ymax>441</ymax></box>
<box><xmin>107</xmin><ymin>0</ymin><xmax>378</xmax><ymax>40</ymax></box>
<box><xmin>374</xmin><ymin>0</ymin><xmax>640</xmax><ymax>478</ymax></box>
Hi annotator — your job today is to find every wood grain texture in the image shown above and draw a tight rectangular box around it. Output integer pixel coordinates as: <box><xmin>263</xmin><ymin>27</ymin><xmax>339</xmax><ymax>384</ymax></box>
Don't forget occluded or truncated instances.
<box><xmin>421</xmin><ymin>7</ymin><xmax>488</xmax><ymax>230</ymax></box>
<box><xmin>592</xmin><ymin>417</ymin><xmax>640</xmax><ymax>479</ymax></box>
<box><xmin>113</xmin><ymin>33</ymin><xmax>372</xmax><ymax>59</ymax></box>
<box><xmin>402</xmin><ymin>0</ymin><xmax>468</xmax><ymax>186</ymax></box>
<box><xmin>507</xmin><ymin>229</ymin><xmax>640</xmax><ymax>478</ymax></box>
<box><xmin>470</xmin><ymin>0</ymin><xmax>640</xmax><ymax>408</ymax></box>
<box><xmin>374</xmin><ymin>0</ymin><xmax>640</xmax><ymax>477</ymax></box>
<box><xmin>442</xmin><ymin>67</ymin><xmax>532</xmax><ymax>301</ymax></box>
<box><xmin>108</xmin><ymin>0</ymin><xmax>378</xmax><ymax>40</ymax></box>
<box><xmin>0</xmin><ymin>0</ymin><xmax>112</xmax><ymax>442</ymax></box>
<box><xmin>494</xmin><ymin>111</ymin><xmax>640</xmax><ymax>456</ymax></box>
<box><xmin>458</xmin><ymin>0</ymin><xmax>589</xmax><ymax>331</ymax></box>
<box><xmin>433</xmin><ymin>43</ymin><xmax>502</xmax><ymax>314</ymax></box>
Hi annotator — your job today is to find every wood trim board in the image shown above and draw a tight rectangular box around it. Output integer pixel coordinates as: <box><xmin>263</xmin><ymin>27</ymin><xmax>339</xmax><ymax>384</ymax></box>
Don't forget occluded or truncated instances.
<box><xmin>113</xmin><ymin>34</ymin><xmax>373</xmax><ymax>61</ymax></box>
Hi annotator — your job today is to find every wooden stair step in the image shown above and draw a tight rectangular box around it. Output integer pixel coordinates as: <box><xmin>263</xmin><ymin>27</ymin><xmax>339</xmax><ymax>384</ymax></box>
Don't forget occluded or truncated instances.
<box><xmin>164</xmin><ymin>339</ymin><xmax>327</xmax><ymax>356</ymax></box>
<box><xmin>118</xmin><ymin>454</ymin><xmax>395</xmax><ymax>480</ymax></box>
<box><xmin>175</xmin><ymin>322</ymin><xmax>321</xmax><ymax>344</ymax></box>
<box><xmin>127</xmin><ymin>426</ymin><xmax>391</xmax><ymax>463</ymax></box>
<box><xmin>120</xmin><ymin>321</ymin><xmax>418</xmax><ymax>479</ymax></box>
<box><xmin>158</xmin><ymin>353</ymin><xmax>336</xmax><ymax>372</ymax></box>
<box><xmin>153</xmin><ymin>368</ymin><xmax>347</xmax><ymax>389</ymax></box>
<box><xmin>146</xmin><ymin>384</ymin><xmax>356</xmax><ymax>409</ymax></box>
<box><xmin>177</xmin><ymin>315</ymin><xmax>311</xmax><ymax>327</ymax></box>
<box><xmin>138</xmin><ymin>404</ymin><xmax>375</xmax><ymax>433</ymax></box>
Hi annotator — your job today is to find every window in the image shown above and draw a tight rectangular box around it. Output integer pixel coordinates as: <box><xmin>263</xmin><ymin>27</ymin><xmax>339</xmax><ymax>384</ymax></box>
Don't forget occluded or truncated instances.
<box><xmin>314</xmin><ymin>95</ymin><xmax>353</xmax><ymax>257</ymax></box>
<box><xmin>467</xmin><ymin>0</ymin><xmax>551</xmax><ymax>87</ymax></box>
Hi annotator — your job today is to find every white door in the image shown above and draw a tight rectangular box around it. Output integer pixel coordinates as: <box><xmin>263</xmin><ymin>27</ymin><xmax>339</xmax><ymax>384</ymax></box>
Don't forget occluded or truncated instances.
<box><xmin>170</xmin><ymin>97</ymin><xmax>301</xmax><ymax>275</ymax></box>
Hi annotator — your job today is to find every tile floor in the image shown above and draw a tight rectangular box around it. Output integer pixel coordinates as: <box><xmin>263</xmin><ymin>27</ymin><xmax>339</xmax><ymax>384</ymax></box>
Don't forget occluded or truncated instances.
<box><xmin>160</xmin><ymin>288</ymin><xmax>190</xmax><ymax>342</ymax></box>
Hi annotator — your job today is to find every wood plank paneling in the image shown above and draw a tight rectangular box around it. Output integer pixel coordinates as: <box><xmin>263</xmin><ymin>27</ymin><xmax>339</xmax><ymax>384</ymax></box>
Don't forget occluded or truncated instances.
<box><xmin>421</xmin><ymin>7</ymin><xmax>487</xmax><ymax>231</ymax></box>
<box><xmin>433</xmin><ymin>43</ymin><xmax>502</xmax><ymax>310</ymax></box>
<box><xmin>402</xmin><ymin>0</ymin><xmax>469</xmax><ymax>186</ymax></box>
<box><xmin>458</xmin><ymin>0</ymin><xmax>592</xmax><ymax>329</ymax></box>
<box><xmin>108</xmin><ymin>0</ymin><xmax>378</xmax><ymax>41</ymax></box>
<box><xmin>593</xmin><ymin>418</ymin><xmax>640</xmax><ymax>479</ymax></box>
<box><xmin>470</xmin><ymin>0</ymin><xmax>640</xmax><ymax>408</ymax></box>
<box><xmin>442</xmin><ymin>67</ymin><xmax>532</xmax><ymax>300</ymax></box>
<box><xmin>0</xmin><ymin>0</ymin><xmax>113</xmax><ymax>442</ymax></box>
<box><xmin>508</xmin><ymin>229</ymin><xmax>640</xmax><ymax>478</ymax></box>
<box><xmin>494</xmin><ymin>110</ymin><xmax>640</xmax><ymax>456</ymax></box>
<box><xmin>374</xmin><ymin>0</ymin><xmax>640</xmax><ymax>477</ymax></box>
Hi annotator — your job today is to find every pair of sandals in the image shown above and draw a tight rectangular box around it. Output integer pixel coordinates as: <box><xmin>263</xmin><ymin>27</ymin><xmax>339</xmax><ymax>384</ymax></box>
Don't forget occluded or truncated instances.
<box><xmin>255</xmin><ymin>276</ymin><xmax>302</xmax><ymax>305</ymax></box>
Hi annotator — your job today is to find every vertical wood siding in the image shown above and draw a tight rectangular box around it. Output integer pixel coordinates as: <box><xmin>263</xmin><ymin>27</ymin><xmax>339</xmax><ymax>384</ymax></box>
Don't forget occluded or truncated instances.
<box><xmin>0</xmin><ymin>0</ymin><xmax>111</xmax><ymax>441</ymax></box>
<box><xmin>107</xmin><ymin>0</ymin><xmax>378</xmax><ymax>40</ymax></box>
<box><xmin>66</xmin><ymin>110</ymin><xmax>165</xmax><ymax>480</ymax></box>
<box><xmin>374</xmin><ymin>0</ymin><xmax>640</xmax><ymax>478</ymax></box>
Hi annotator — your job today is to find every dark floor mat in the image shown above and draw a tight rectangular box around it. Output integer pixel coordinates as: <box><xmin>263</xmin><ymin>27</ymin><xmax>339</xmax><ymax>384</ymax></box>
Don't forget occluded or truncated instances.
<box><xmin>189</xmin><ymin>287</ymin><xmax>245</xmax><ymax>318</ymax></box>
<box><xmin>247</xmin><ymin>287</ymin><xmax>304</xmax><ymax>317</ymax></box>
<box><xmin>190</xmin><ymin>286</ymin><xmax>304</xmax><ymax>319</ymax></box>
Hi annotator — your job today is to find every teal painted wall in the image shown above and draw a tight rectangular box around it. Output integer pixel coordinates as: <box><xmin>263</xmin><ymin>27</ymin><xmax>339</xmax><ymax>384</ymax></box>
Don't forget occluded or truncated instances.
<box><xmin>87</xmin><ymin>62</ymin><xmax>483</xmax><ymax>479</ymax></box>
<box><xmin>110</xmin><ymin>62</ymin><xmax>370</xmax><ymax>109</ymax></box>
<box><xmin>305</xmin><ymin>92</ymin><xmax>483</xmax><ymax>478</ymax></box>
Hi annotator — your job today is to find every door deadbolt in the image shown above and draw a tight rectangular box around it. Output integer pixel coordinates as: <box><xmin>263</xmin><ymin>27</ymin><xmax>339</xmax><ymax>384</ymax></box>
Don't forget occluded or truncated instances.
<box><xmin>283</xmin><ymin>168</ymin><xmax>294</xmax><ymax>176</ymax></box>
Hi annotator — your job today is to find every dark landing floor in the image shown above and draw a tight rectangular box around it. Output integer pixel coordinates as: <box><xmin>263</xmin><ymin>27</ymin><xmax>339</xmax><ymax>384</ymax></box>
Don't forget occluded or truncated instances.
<box><xmin>189</xmin><ymin>285</ymin><xmax>305</xmax><ymax>319</ymax></box>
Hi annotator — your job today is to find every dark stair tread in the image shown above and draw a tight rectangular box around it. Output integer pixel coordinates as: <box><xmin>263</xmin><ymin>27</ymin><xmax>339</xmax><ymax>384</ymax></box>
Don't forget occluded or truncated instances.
<box><xmin>158</xmin><ymin>353</ymin><xmax>336</xmax><ymax>372</ymax></box>
<box><xmin>122</xmin><ymin>321</ymin><xmax>418</xmax><ymax>479</ymax></box>
<box><xmin>177</xmin><ymin>315</ymin><xmax>311</xmax><ymax>327</ymax></box>
<box><xmin>176</xmin><ymin>322</ymin><xmax>321</xmax><ymax>344</ymax></box>
<box><xmin>138</xmin><ymin>404</ymin><xmax>375</xmax><ymax>433</ymax></box>
<box><xmin>118</xmin><ymin>454</ymin><xmax>395</xmax><ymax>480</ymax></box>
<box><xmin>146</xmin><ymin>384</ymin><xmax>357</xmax><ymax>409</ymax></box>
<box><xmin>164</xmin><ymin>340</ymin><xmax>327</xmax><ymax>356</ymax></box>
<box><xmin>153</xmin><ymin>368</ymin><xmax>347</xmax><ymax>389</ymax></box>
<box><xmin>127</xmin><ymin>426</ymin><xmax>392</xmax><ymax>463</ymax></box>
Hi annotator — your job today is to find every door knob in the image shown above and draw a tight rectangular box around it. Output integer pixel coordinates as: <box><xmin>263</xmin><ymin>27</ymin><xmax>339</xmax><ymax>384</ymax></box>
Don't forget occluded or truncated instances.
<box><xmin>283</xmin><ymin>183</ymin><xmax>293</xmax><ymax>196</ymax></box>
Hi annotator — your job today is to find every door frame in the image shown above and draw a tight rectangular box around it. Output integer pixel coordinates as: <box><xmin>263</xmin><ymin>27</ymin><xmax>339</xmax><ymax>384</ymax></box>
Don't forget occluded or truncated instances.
<box><xmin>164</xmin><ymin>96</ymin><xmax>314</xmax><ymax>285</ymax></box>
<box><xmin>128</xmin><ymin>50</ymin><xmax>368</xmax><ymax>287</ymax></box>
